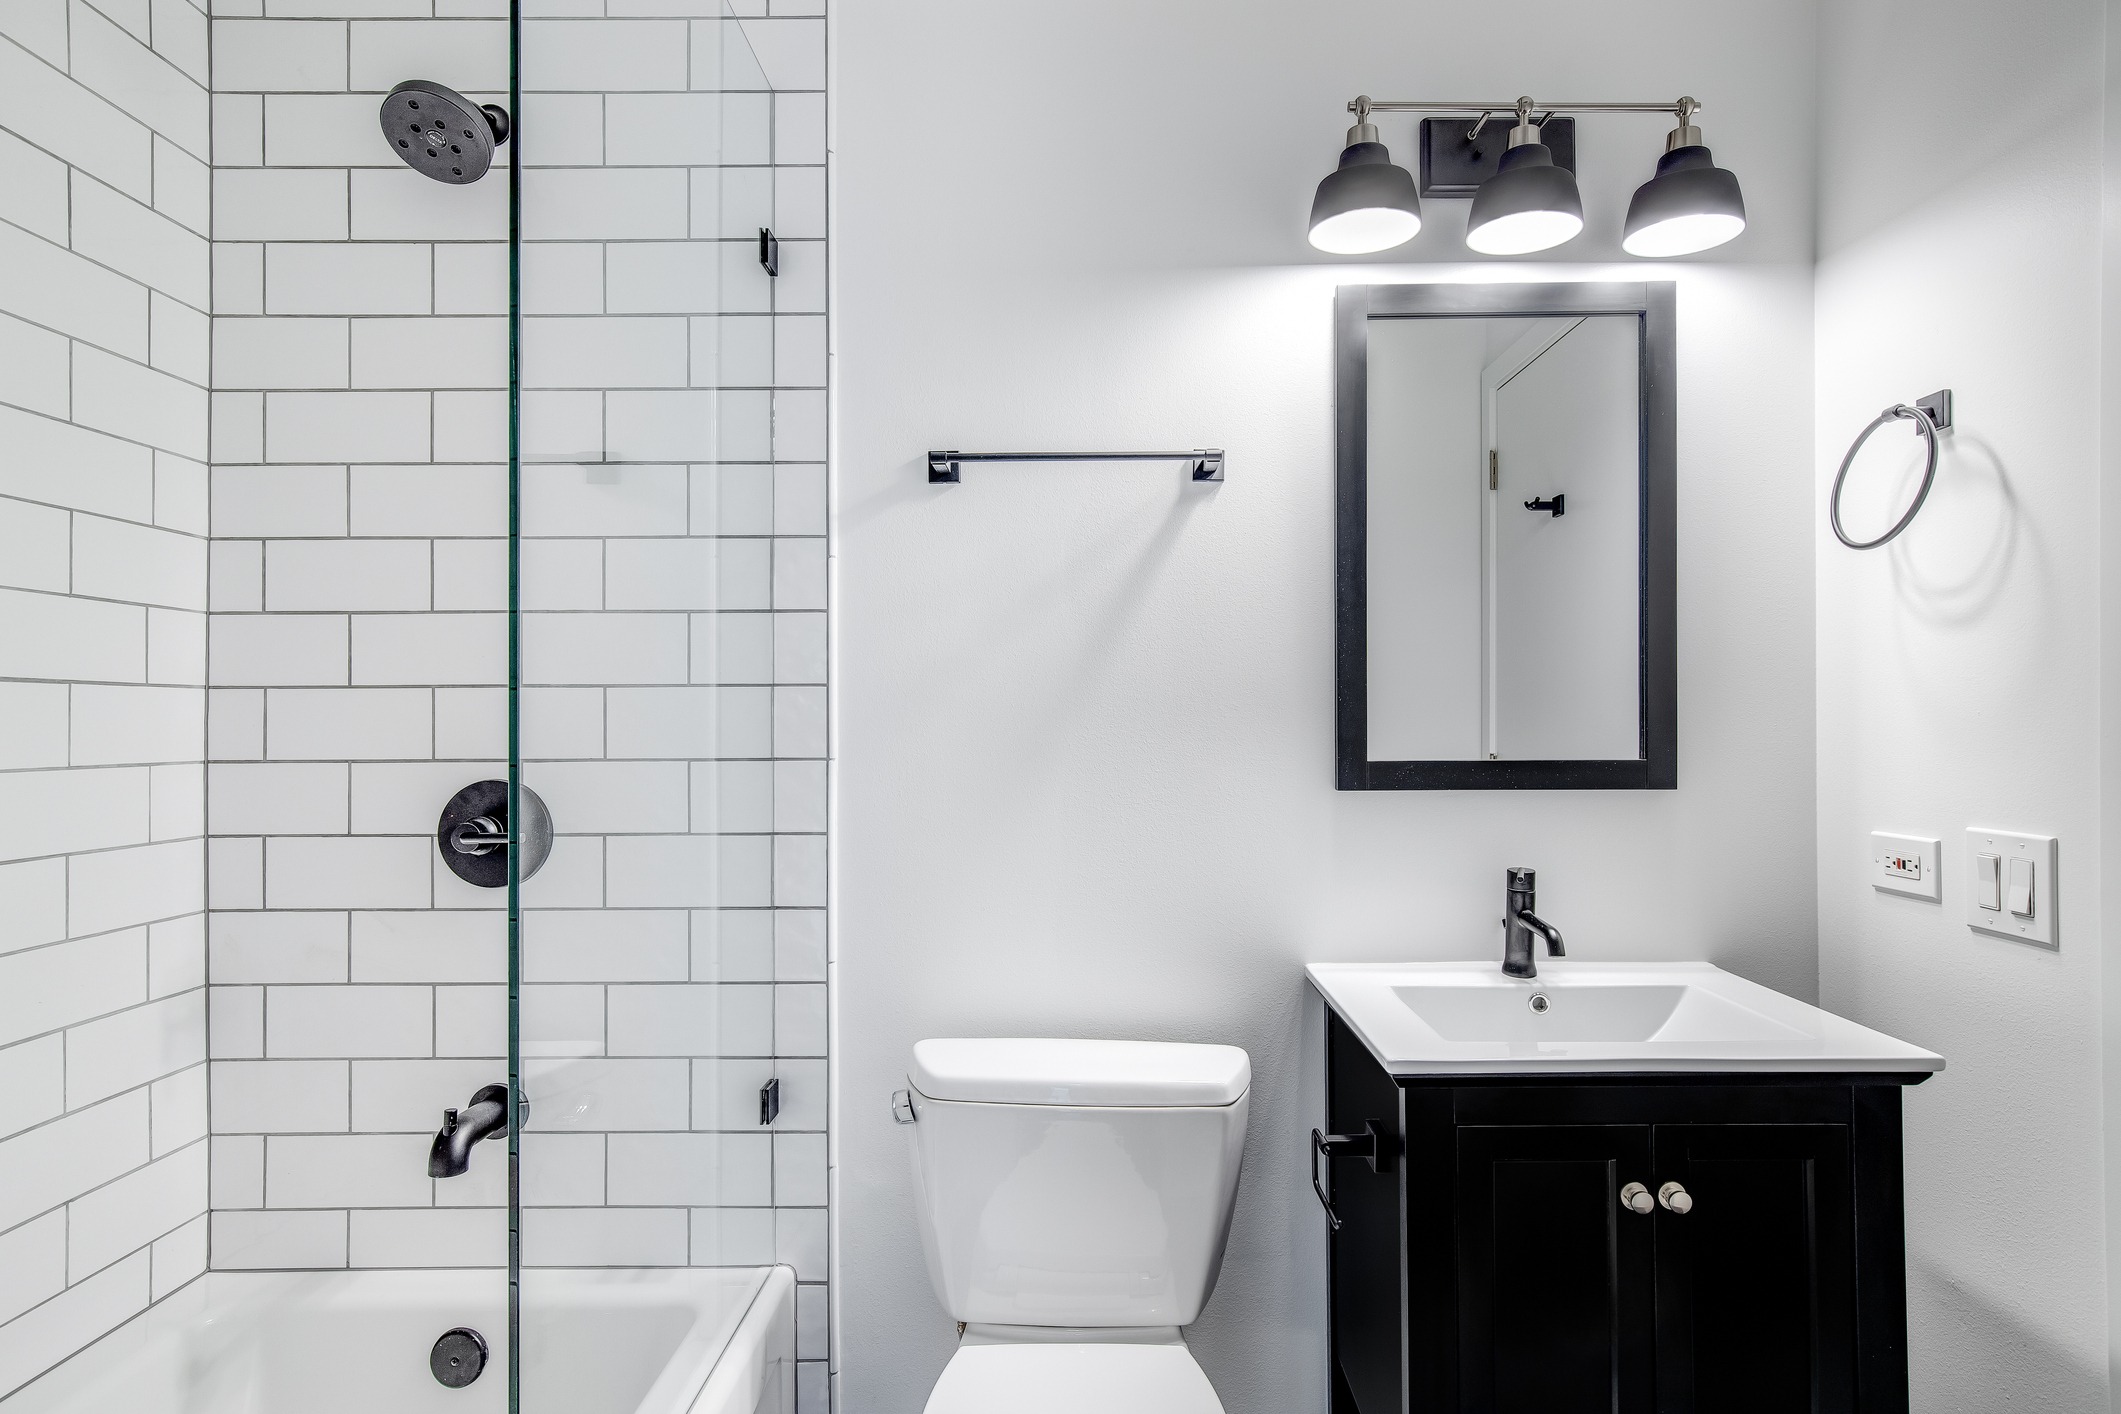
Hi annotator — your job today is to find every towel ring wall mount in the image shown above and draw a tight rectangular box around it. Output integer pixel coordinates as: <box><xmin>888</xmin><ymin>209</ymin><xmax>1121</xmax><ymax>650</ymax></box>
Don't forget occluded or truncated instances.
<box><xmin>1829</xmin><ymin>389</ymin><xmax>1952</xmax><ymax>550</ymax></box>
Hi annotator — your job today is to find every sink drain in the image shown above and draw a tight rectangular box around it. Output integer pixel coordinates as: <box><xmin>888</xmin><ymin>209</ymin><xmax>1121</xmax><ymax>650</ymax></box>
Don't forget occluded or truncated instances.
<box><xmin>431</xmin><ymin>1327</ymin><xmax>489</xmax><ymax>1388</ymax></box>
<box><xmin>1528</xmin><ymin>993</ymin><xmax>1552</xmax><ymax>1014</ymax></box>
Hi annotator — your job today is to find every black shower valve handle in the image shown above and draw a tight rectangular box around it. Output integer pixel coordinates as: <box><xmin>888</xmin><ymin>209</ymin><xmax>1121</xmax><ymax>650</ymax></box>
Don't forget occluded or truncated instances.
<box><xmin>448</xmin><ymin>815</ymin><xmax>506</xmax><ymax>856</ymax></box>
<box><xmin>437</xmin><ymin>780</ymin><xmax>553</xmax><ymax>888</ymax></box>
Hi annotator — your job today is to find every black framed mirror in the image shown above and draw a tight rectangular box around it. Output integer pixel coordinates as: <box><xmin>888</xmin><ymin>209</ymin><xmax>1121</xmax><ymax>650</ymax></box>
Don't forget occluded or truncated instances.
<box><xmin>1335</xmin><ymin>282</ymin><xmax>1676</xmax><ymax>790</ymax></box>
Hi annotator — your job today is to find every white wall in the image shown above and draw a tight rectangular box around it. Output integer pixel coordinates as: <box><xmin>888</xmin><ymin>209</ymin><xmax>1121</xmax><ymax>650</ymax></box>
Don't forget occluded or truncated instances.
<box><xmin>834</xmin><ymin>2</ymin><xmax>1819</xmax><ymax>1409</ymax></box>
<box><xmin>1814</xmin><ymin>0</ymin><xmax>2112</xmax><ymax>1408</ymax></box>
<box><xmin>0</xmin><ymin>0</ymin><xmax>212</xmax><ymax>1396</ymax></box>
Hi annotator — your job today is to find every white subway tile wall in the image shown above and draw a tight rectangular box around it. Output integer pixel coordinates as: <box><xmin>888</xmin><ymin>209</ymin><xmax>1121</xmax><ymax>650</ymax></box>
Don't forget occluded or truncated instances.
<box><xmin>204</xmin><ymin>4</ymin><xmax>830</xmax><ymax>1410</ymax></box>
<box><xmin>0</xmin><ymin>0</ymin><xmax>213</xmax><ymax>1396</ymax></box>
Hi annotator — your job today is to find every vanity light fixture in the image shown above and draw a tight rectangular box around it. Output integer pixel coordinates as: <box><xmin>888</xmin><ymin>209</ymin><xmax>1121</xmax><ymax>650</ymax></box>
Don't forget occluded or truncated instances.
<box><xmin>1621</xmin><ymin>99</ymin><xmax>1747</xmax><ymax>256</ymax></box>
<box><xmin>1465</xmin><ymin>100</ymin><xmax>1582</xmax><ymax>255</ymax></box>
<box><xmin>1306</xmin><ymin>96</ymin><xmax>1423</xmax><ymax>254</ymax></box>
<box><xmin>1310</xmin><ymin>93</ymin><xmax>1745</xmax><ymax>258</ymax></box>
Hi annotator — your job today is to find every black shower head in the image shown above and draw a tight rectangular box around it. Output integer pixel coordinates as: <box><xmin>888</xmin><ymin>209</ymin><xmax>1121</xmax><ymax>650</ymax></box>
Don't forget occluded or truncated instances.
<box><xmin>379</xmin><ymin>79</ymin><xmax>510</xmax><ymax>185</ymax></box>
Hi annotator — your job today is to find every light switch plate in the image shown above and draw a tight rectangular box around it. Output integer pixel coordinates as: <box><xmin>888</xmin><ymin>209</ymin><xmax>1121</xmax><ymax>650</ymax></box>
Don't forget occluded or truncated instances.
<box><xmin>1964</xmin><ymin>828</ymin><xmax>2057</xmax><ymax>948</ymax></box>
<box><xmin>1869</xmin><ymin>832</ymin><xmax>1940</xmax><ymax>901</ymax></box>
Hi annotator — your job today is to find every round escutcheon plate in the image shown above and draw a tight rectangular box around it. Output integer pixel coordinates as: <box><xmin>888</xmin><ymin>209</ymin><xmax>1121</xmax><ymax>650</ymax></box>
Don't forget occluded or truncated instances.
<box><xmin>430</xmin><ymin>1326</ymin><xmax>488</xmax><ymax>1388</ymax></box>
<box><xmin>436</xmin><ymin>780</ymin><xmax>553</xmax><ymax>888</ymax></box>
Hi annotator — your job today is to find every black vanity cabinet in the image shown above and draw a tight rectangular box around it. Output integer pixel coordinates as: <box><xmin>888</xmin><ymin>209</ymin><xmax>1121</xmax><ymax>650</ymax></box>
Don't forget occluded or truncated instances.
<box><xmin>1324</xmin><ymin>1011</ymin><xmax>1923</xmax><ymax>1414</ymax></box>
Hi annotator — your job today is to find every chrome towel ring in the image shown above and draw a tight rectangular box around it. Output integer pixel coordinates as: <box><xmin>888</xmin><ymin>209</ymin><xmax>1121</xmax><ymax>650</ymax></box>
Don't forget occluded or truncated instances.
<box><xmin>1829</xmin><ymin>389</ymin><xmax>1952</xmax><ymax>550</ymax></box>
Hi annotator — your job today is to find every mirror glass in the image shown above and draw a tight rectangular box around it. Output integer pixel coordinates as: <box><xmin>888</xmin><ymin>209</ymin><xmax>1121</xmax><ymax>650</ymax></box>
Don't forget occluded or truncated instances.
<box><xmin>1365</xmin><ymin>314</ymin><xmax>1643</xmax><ymax>763</ymax></box>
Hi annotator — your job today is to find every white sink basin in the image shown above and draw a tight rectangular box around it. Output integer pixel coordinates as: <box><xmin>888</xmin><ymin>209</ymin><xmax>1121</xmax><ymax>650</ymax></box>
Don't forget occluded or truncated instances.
<box><xmin>1310</xmin><ymin>961</ymin><xmax>1943</xmax><ymax>1075</ymax></box>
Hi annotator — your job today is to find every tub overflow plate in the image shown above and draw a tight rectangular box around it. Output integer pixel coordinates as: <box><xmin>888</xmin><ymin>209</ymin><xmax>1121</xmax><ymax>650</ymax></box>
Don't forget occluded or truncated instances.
<box><xmin>431</xmin><ymin>1326</ymin><xmax>489</xmax><ymax>1388</ymax></box>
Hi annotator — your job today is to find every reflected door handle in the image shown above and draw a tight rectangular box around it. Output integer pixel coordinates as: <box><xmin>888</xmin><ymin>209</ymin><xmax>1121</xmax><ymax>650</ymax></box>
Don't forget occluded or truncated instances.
<box><xmin>1523</xmin><ymin>493</ymin><xmax>1565</xmax><ymax>517</ymax></box>
<box><xmin>1658</xmin><ymin>1180</ymin><xmax>1693</xmax><ymax>1214</ymax></box>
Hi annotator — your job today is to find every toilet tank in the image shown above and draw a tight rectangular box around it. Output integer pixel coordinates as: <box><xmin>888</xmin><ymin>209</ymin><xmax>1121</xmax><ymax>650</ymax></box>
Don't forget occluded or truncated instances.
<box><xmin>903</xmin><ymin>1038</ymin><xmax>1251</xmax><ymax>1329</ymax></box>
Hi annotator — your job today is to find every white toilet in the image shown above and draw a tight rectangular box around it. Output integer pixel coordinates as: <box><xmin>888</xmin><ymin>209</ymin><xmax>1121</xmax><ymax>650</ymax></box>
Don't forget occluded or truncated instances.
<box><xmin>898</xmin><ymin>1037</ymin><xmax>1251</xmax><ymax>1413</ymax></box>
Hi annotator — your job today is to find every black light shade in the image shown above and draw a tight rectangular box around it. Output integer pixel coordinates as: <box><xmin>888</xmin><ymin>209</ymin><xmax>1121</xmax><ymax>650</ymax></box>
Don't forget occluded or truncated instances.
<box><xmin>1465</xmin><ymin>141</ymin><xmax>1583</xmax><ymax>254</ymax></box>
<box><xmin>1308</xmin><ymin>141</ymin><xmax>1422</xmax><ymax>254</ymax></box>
<box><xmin>1622</xmin><ymin>144</ymin><xmax>1746</xmax><ymax>256</ymax></box>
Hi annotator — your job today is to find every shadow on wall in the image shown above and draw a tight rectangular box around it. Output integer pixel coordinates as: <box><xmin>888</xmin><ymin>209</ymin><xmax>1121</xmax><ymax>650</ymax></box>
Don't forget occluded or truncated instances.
<box><xmin>1907</xmin><ymin>1251</ymin><xmax>2106</xmax><ymax>1412</ymax></box>
<box><xmin>838</xmin><ymin>456</ymin><xmax>943</xmax><ymax>533</ymax></box>
<box><xmin>1151</xmin><ymin>966</ymin><xmax>1328</xmax><ymax>1412</ymax></box>
<box><xmin>852</xmin><ymin>456</ymin><xmax>1226</xmax><ymax>789</ymax></box>
<box><xmin>1002</xmin><ymin>474</ymin><xmax>1217</xmax><ymax>749</ymax></box>
<box><xmin>1882</xmin><ymin>433</ymin><xmax>2020</xmax><ymax>627</ymax></box>
<box><xmin>1817</xmin><ymin>3</ymin><xmax>2096</xmax><ymax>259</ymax></box>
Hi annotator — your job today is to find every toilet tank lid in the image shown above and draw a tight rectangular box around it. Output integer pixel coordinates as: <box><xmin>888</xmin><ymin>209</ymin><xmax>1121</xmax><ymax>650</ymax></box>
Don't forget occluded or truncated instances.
<box><xmin>909</xmin><ymin>1038</ymin><xmax>1251</xmax><ymax>1107</ymax></box>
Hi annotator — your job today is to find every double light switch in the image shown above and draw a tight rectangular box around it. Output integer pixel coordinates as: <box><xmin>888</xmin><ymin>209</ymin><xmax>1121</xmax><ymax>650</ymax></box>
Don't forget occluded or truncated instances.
<box><xmin>1972</xmin><ymin>853</ymin><xmax>2032</xmax><ymax>914</ymax></box>
<box><xmin>1965</xmin><ymin>828</ymin><xmax>2056</xmax><ymax>948</ymax></box>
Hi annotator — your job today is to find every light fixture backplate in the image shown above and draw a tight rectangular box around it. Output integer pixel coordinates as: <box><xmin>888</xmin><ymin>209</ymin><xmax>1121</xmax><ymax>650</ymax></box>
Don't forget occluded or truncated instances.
<box><xmin>1419</xmin><ymin>116</ymin><xmax>1576</xmax><ymax>197</ymax></box>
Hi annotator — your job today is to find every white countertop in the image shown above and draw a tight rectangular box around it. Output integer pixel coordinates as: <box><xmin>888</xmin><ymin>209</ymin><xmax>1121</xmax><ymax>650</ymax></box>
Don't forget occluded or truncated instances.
<box><xmin>1307</xmin><ymin>960</ymin><xmax>1945</xmax><ymax>1077</ymax></box>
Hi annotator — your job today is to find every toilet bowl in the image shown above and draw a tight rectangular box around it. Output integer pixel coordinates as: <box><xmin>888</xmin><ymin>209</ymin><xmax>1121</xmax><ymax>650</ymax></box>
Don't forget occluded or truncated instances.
<box><xmin>898</xmin><ymin>1037</ymin><xmax>1251</xmax><ymax>1413</ymax></box>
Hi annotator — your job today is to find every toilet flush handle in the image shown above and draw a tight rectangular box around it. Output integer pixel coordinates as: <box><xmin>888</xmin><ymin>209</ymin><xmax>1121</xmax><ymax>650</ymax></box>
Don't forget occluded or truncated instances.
<box><xmin>891</xmin><ymin>1089</ymin><xmax>918</xmax><ymax>1124</ymax></box>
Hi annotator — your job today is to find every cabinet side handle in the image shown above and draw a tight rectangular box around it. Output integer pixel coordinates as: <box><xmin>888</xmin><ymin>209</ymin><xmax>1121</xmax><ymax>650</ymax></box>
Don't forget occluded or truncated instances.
<box><xmin>1311</xmin><ymin>1120</ymin><xmax>1397</xmax><ymax>1231</ymax></box>
<box><xmin>1310</xmin><ymin>1129</ymin><xmax>1349</xmax><ymax>1230</ymax></box>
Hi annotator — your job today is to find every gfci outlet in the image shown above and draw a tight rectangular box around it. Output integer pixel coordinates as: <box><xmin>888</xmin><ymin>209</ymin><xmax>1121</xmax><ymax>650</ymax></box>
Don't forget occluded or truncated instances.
<box><xmin>1868</xmin><ymin>833</ymin><xmax>1940</xmax><ymax>902</ymax></box>
<box><xmin>1964</xmin><ymin>828</ymin><xmax>2058</xmax><ymax>949</ymax></box>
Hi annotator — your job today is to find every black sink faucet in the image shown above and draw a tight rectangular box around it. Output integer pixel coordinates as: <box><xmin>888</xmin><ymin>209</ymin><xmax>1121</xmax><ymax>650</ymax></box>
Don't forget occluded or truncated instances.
<box><xmin>428</xmin><ymin>1084</ymin><xmax>525</xmax><ymax>1178</ymax></box>
<box><xmin>1504</xmin><ymin>867</ymin><xmax>1566</xmax><ymax>979</ymax></box>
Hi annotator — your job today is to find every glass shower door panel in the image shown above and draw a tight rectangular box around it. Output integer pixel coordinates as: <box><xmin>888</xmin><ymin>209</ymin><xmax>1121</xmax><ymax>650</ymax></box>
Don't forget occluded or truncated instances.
<box><xmin>515</xmin><ymin>13</ymin><xmax>819</xmax><ymax>1411</ymax></box>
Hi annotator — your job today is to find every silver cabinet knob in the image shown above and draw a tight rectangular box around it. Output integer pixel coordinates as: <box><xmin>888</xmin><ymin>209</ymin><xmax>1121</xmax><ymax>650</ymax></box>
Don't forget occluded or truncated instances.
<box><xmin>1658</xmin><ymin>1181</ymin><xmax>1693</xmax><ymax>1214</ymax></box>
<box><xmin>1619</xmin><ymin>1181</ymin><xmax>1654</xmax><ymax>1215</ymax></box>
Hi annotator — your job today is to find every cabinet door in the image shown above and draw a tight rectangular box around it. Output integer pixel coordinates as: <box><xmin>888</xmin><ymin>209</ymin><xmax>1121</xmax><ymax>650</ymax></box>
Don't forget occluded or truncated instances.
<box><xmin>1651</xmin><ymin>1124</ymin><xmax>1855</xmax><ymax>1414</ymax></box>
<box><xmin>1457</xmin><ymin>1125</ymin><xmax>1657</xmax><ymax>1414</ymax></box>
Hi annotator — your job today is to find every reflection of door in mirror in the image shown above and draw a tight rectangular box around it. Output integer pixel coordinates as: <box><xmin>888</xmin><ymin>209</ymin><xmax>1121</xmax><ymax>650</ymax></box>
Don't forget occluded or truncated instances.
<box><xmin>1366</xmin><ymin>314</ymin><xmax>1641</xmax><ymax>762</ymax></box>
<box><xmin>1488</xmin><ymin>316</ymin><xmax>1640</xmax><ymax>758</ymax></box>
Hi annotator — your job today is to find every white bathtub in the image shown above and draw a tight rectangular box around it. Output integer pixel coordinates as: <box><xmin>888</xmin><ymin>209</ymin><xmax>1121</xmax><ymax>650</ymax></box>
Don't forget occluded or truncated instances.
<box><xmin>3</xmin><ymin>1267</ymin><xmax>794</xmax><ymax>1414</ymax></box>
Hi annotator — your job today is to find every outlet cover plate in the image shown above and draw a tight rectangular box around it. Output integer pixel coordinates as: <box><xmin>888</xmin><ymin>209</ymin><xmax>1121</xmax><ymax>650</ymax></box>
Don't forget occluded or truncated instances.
<box><xmin>1964</xmin><ymin>827</ymin><xmax>2057</xmax><ymax>948</ymax></box>
<box><xmin>1869</xmin><ymin>832</ymin><xmax>1940</xmax><ymax>901</ymax></box>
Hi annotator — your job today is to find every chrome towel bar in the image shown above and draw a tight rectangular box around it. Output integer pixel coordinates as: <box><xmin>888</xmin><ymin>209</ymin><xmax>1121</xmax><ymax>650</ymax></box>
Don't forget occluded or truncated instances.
<box><xmin>928</xmin><ymin>449</ymin><xmax>1224</xmax><ymax>483</ymax></box>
